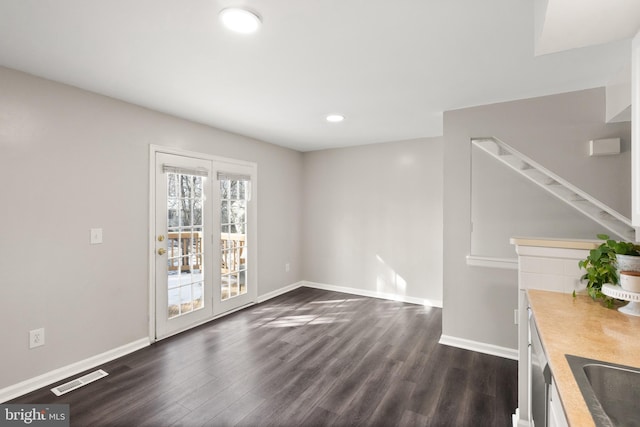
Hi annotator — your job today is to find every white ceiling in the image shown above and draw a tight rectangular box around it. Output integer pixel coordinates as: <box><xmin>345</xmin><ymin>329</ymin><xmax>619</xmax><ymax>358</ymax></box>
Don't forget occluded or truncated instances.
<box><xmin>535</xmin><ymin>0</ymin><xmax>640</xmax><ymax>55</ymax></box>
<box><xmin>0</xmin><ymin>0</ymin><xmax>637</xmax><ymax>151</ymax></box>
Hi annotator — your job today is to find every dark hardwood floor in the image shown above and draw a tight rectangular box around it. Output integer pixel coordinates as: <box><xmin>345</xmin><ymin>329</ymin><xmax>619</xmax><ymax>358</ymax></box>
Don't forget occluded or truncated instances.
<box><xmin>11</xmin><ymin>287</ymin><xmax>517</xmax><ymax>426</ymax></box>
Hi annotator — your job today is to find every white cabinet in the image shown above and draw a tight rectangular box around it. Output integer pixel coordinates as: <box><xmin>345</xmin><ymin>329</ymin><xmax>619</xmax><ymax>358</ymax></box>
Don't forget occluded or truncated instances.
<box><xmin>511</xmin><ymin>238</ymin><xmax>596</xmax><ymax>427</ymax></box>
<box><xmin>549</xmin><ymin>378</ymin><xmax>568</xmax><ymax>427</ymax></box>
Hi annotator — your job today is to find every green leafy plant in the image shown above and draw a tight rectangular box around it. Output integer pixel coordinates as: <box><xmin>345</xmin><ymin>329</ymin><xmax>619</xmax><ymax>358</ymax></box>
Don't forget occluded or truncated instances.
<box><xmin>577</xmin><ymin>234</ymin><xmax>640</xmax><ymax>306</ymax></box>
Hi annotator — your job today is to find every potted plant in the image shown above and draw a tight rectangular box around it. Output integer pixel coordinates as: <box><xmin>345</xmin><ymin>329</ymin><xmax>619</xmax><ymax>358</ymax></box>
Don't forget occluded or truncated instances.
<box><xmin>578</xmin><ymin>234</ymin><xmax>640</xmax><ymax>306</ymax></box>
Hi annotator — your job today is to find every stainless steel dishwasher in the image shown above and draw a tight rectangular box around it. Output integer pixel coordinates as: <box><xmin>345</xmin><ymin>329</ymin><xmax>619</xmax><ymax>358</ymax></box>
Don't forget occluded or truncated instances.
<box><xmin>529</xmin><ymin>308</ymin><xmax>551</xmax><ymax>427</ymax></box>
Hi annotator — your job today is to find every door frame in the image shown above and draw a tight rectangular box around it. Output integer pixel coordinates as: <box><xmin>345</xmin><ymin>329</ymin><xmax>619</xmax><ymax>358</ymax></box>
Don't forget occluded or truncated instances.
<box><xmin>148</xmin><ymin>144</ymin><xmax>258</xmax><ymax>342</ymax></box>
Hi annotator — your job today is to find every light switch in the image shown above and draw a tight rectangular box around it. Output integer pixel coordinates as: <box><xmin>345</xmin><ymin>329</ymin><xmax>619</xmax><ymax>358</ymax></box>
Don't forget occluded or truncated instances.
<box><xmin>90</xmin><ymin>228</ymin><xmax>103</xmax><ymax>244</ymax></box>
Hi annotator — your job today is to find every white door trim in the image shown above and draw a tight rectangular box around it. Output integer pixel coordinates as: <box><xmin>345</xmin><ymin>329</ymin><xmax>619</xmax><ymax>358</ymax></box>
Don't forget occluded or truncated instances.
<box><xmin>148</xmin><ymin>144</ymin><xmax>258</xmax><ymax>342</ymax></box>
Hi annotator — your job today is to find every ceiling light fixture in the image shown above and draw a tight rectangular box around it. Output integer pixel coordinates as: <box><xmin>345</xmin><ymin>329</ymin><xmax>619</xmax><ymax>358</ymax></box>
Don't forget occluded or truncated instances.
<box><xmin>326</xmin><ymin>114</ymin><xmax>345</xmax><ymax>123</ymax></box>
<box><xmin>219</xmin><ymin>8</ymin><xmax>262</xmax><ymax>34</ymax></box>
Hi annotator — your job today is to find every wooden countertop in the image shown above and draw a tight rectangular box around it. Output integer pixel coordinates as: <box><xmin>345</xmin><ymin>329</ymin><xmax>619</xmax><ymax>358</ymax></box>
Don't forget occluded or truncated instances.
<box><xmin>510</xmin><ymin>237</ymin><xmax>600</xmax><ymax>250</ymax></box>
<box><xmin>527</xmin><ymin>289</ymin><xmax>640</xmax><ymax>427</ymax></box>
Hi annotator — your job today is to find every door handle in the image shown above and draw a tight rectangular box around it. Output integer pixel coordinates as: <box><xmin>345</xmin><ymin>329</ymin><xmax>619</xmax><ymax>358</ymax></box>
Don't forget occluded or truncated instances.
<box><xmin>157</xmin><ymin>248</ymin><xmax>167</xmax><ymax>256</ymax></box>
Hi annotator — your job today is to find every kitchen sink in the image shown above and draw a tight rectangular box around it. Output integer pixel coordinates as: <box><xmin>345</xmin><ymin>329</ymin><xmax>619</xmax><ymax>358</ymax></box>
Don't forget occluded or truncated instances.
<box><xmin>566</xmin><ymin>354</ymin><xmax>640</xmax><ymax>427</ymax></box>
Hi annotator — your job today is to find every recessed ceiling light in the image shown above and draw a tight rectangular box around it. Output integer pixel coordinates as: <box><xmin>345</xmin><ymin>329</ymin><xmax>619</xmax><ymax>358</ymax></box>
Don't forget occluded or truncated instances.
<box><xmin>219</xmin><ymin>8</ymin><xmax>261</xmax><ymax>34</ymax></box>
<box><xmin>326</xmin><ymin>114</ymin><xmax>345</xmax><ymax>123</ymax></box>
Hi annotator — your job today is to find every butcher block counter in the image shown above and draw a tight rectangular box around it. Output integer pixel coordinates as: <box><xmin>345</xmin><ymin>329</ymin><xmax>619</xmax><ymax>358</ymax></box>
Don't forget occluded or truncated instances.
<box><xmin>527</xmin><ymin>289</ymin><xmax>640</xmax><ymax>427</ymax></box>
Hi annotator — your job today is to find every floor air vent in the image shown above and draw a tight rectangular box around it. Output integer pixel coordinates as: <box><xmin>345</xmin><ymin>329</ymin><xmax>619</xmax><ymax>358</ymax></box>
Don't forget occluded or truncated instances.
<box><xmin>51</xmin><ymin>369</ymin><xmax>108</xmax><ymax>396</ymax></box>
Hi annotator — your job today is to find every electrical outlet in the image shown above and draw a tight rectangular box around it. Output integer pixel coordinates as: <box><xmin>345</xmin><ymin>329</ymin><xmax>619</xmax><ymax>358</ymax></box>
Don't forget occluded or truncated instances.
<box><xmin>514</xmin><ymin>309</ymin><xmax>519</xmax><ymax>325</ymax></box>
<box><xmin>29</xmin><ymin>328</ymin><xmax>45</xmax><ymax>349</ymax></box>
<box><xmin>285</xmin><ymin>263</ymin><xmax>290</xmax><ymax>272</ymax></box>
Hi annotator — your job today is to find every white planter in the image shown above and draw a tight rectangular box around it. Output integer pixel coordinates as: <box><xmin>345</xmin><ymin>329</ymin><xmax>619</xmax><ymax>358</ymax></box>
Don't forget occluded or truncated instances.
<box><xmin>620</xmin><ymin>272</ymin><xmax>640</xmax><ymax>293</ymax></box>
<box><xmin>616</xmin><ymin>254</ymin><xmax>640</xmax><ymax>273</ymax></box>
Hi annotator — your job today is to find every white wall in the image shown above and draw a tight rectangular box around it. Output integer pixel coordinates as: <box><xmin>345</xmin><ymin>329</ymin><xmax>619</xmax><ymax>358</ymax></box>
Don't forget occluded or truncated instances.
<box><xmin>443</xmin><ymin>87</ymin><xmax>631</xmax><ymax>350</ymax></box>
<box><xmin>302</xmin><ymin>138</ymin><xmax>444</xmax><ymax>306</ymax></box>
<box><xmin>0</xmin><ymin>67</ymin><xmax>304</xmax><ymax>390</ymax></box>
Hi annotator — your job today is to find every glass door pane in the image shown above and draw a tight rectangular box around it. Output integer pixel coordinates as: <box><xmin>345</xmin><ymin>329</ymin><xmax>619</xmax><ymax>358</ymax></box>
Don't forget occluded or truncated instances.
<box><xmin>166</xmin><ymin>173</ymin><xmax>205</xmax><ymax>318</ymax></box>
<box><xmin>220</xmin><ymin>178</ymin><xmax>248</xmax><ymax>301</ymax></box>
<box><xmin>155</xmin><ymin>152</ymin><xmax>212</xmax><ymax>340</ymax></box>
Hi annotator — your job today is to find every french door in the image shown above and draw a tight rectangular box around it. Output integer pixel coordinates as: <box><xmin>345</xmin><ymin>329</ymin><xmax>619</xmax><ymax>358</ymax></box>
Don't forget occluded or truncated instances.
<box><xmin>153</xmin><ymin>150</ymin><xmax>256</xmax><ymax>340</ymax></box>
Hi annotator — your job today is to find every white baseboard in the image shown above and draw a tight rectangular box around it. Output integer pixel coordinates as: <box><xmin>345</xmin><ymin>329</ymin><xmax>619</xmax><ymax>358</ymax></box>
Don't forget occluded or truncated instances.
<box><xmin>0</xmin><ymin>338</ymin><xmax>150</xmax><ymax>403</ymax></box>
<box><xmin>439</xmin><ymin>334</ymin><xmax>518</xmax><ymax>360</ymax></box>
<box><xmin>512</xmin><ymin>408</ymin><xmax>530</xmax><ymax>427</ymax></box>
<box><xmin>302</xmin><ymin>281</ymin><xmax>443</xmax><ymax>308</ymax></box>
<box><xmin>256</xmin><ymin>281</ymin><xmax>305</xmax><ymax>303</ymax></box>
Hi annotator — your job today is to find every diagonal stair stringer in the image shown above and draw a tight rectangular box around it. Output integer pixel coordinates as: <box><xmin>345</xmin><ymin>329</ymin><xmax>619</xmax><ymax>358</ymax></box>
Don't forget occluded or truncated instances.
<box><xmin>472</xmin><ymin>137</ymin><xmax>637</xmax><ymax>242</ymax></box>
